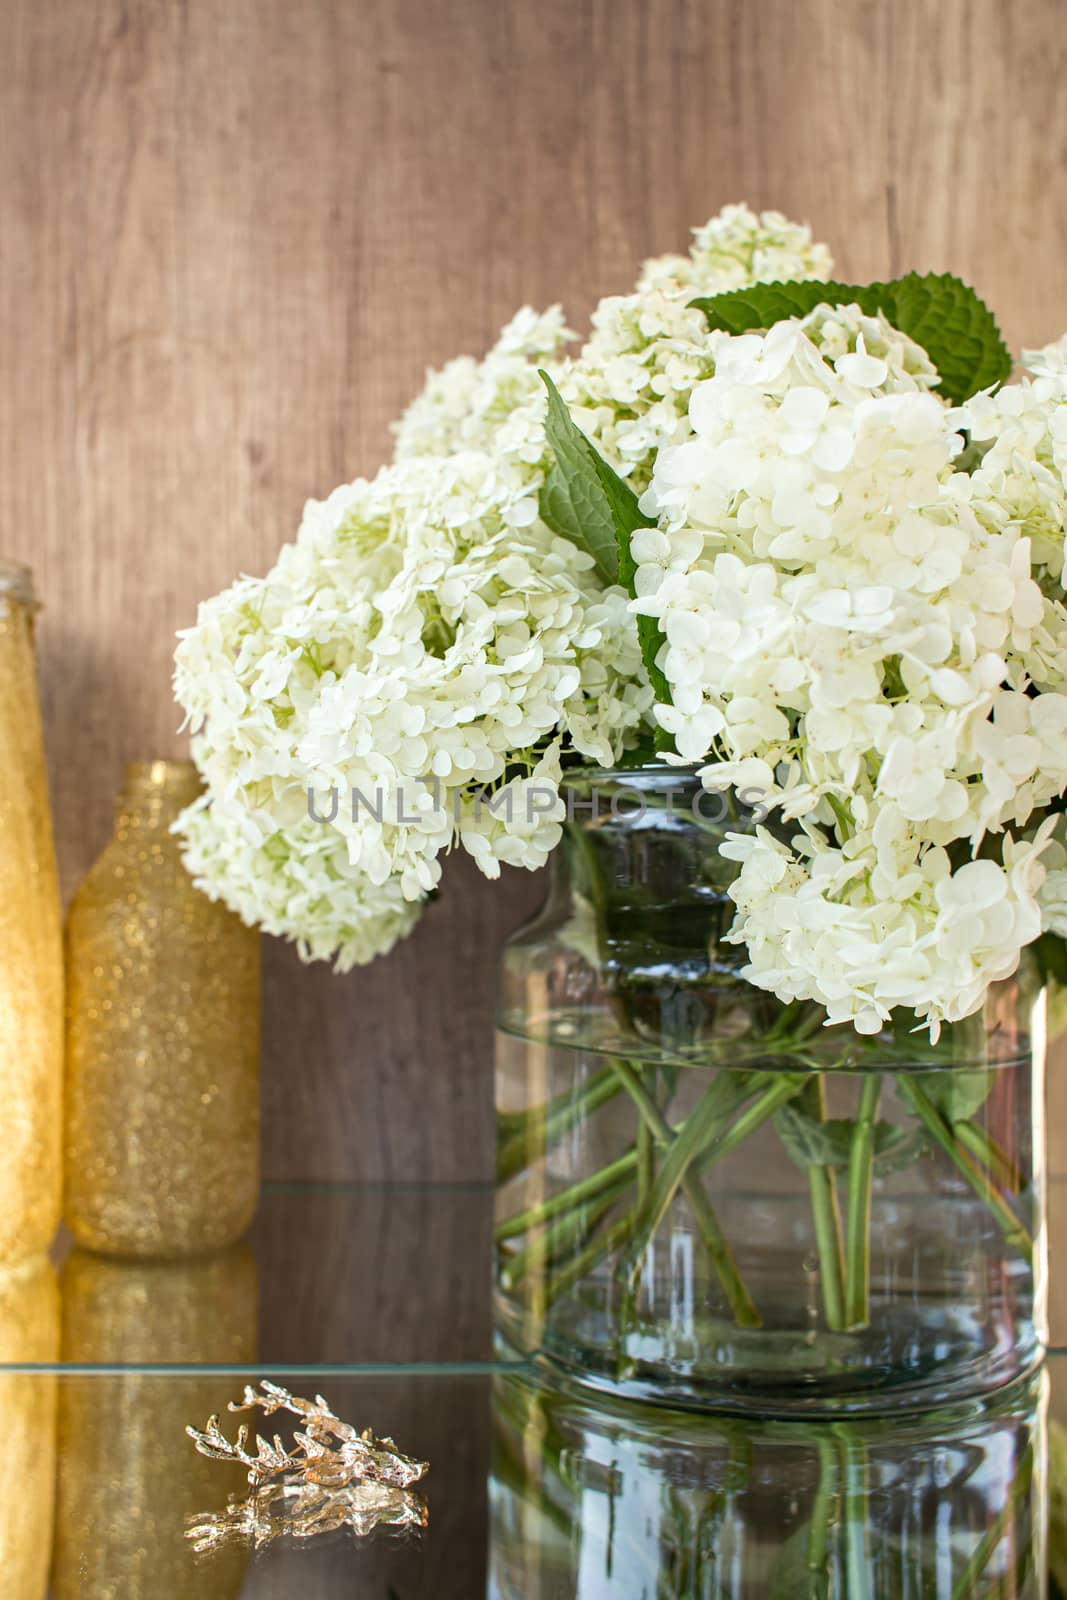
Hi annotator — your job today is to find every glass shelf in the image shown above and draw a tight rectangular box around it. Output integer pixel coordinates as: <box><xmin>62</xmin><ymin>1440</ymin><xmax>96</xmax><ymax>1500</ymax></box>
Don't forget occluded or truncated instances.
<box><xmin>0</xmin><ymin>1178</ymin><xmax>1061</xmax><ymax>1594</ymax></box>
<box><xmin>17</xmin><ymin>1362</ymin><xmax>1064</xmax><ymax>1598</ymax></box>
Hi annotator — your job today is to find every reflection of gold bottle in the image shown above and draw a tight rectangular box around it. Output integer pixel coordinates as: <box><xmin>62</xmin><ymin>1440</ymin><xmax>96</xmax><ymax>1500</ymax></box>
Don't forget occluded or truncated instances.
<box><xmin>0</xmin><ymin>1256</ymin><xmax>60</xmax><ymax>1598</ymax></box>
<box><xmin>55</xmin><ymin>1246</ymin><xmax>257</xmax><ymax>1598</ymax></box>
<box><xmin>0</xmin><ymin>563</ymin><xmax>64</xmax><ymax>1264</ymax></box>
<box><xmin>65</xmin><ymin>760</ymin><xmax>260</xmax><ymax>1256</ymax></box>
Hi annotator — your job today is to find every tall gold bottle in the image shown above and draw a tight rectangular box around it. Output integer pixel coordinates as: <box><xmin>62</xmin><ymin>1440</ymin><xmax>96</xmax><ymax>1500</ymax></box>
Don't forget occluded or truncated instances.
<box><xmin>0</xmin><ymin>562</ymin><xmax>64</xmax><ymax>1264</ymax></box>
<box><xmin>65</xmin><ymin>760</ymin><xmax>261</xmax><ymax>1256</ymax></box>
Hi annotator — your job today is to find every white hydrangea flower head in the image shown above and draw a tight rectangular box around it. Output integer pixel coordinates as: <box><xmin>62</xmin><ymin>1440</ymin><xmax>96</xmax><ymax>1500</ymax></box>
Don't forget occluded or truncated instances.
<box><xmin>958</xmin><ymin>334</ymin><xmax>1067</xmax><ymax>585</ymax></box>
<box><xmin>634</xmin><ymin>301</ymin><xmax>1067</xmax><ymax>1031</ymax></box>
<box><xmin>177</xmin><ymin>800</ymin><xmax>424</xmax><ymax>972</ymax></box>
<box><xmin>722</xmin><ymin>818</ymin><xmax>1051</xmax><ymax>1037</ymax></box>
<box><xmin>1024</xmin><ymin>333</ymin><xmax>1067</xmax><ymax>380</ymax></box>
<box><xmin>638</xmin><ymin>203</ymin><xmax>834</xmax><ymax>295</ymax></box>
<box><xmin>1040</xmin><ymin>866</ymin><xmax>1067</xmax><ymax>939</ymax></box>
<box><xmin>556</xmin><ymin>210</ymin><xmax>833</xmax><ymax>489</ymax></box>
<box><xmin>1037</xmin><ymin>825</ymin><xmax>1067</xmax><ymax>939</ymax></box>
<box><xmin>392</xmin><ymin>305</ymin><xmax>572</xmax><ymax>464</ymax></box>
<box><xmin>458</xmin><ymin>744</ymin><xmax>566</xmax><ymax>879</ymax></box>
<box><xmin>175</xmin><ymin>447</ymin><xmax>649</xmax><ymax>959</ymax></box>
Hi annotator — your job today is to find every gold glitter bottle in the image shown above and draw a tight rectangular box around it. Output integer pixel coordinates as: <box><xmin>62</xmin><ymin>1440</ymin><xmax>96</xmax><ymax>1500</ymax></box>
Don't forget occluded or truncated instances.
<box><xmin>64</xmin><ymin>760</ymin><xmax>261</xmax><ymax>1256</ymax></box>
<box><xmin>0</xmin><ymin>562</ymin><xmax>64</xmax><ymax>1265</ymax></box>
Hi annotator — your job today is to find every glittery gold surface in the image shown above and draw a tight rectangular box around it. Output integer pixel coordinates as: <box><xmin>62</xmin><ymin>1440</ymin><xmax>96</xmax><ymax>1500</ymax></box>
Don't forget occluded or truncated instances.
<box><xmin>65</xmin><ymin>760</ymin><xmax>261</xmax><ymax>1257</ymax></box>
<box><xmin>54</xmin><ymin>1246</ymin><xmax>257</xmax><ymax>1598</ymax></box>
<box><xmin>0</xmin><ymin>1255</ymin><xmax>60</xmax><ymax>1599</ymax></box>
<box><xmin>0</xmin><ymin>564</ymin><xmax>64</xmax><ymax>1264</ymax></box>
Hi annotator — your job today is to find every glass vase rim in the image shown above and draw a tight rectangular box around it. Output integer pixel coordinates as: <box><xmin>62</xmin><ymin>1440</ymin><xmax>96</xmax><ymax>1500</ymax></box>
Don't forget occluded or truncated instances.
<box><xmin>504</xmin><ymin>1357</ymin><xmax>1047</xmax><ymax>1440</ymax></box>
<box><xmin>561</xmin><ymin>759</ymin><xmax>704</xmax><ymax>789</ymax></box>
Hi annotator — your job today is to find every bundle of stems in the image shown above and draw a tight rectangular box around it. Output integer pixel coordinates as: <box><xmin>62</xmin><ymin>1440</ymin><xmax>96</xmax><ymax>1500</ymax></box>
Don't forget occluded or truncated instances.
<box><xmin>496</xmin><ymin>1035</ymin><xmax>1032</xmax><ymax>1338</ymax></box>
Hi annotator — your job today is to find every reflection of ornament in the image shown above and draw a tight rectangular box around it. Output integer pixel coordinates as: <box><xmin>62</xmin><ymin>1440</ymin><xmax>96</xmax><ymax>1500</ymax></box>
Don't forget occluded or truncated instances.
<box><xmin>186</xmin><ymin>1476</ymin><xmax>428</xmax><ymax>1553</ymax></box>
<box><xmin>65</xmin><ymin>759</ymin><xmax>260</xmax><ymax>1258</ymax></box>
<box><xmin>185</xmin><ymin>1382</ymin><xmax>428</xmax><ymax>1551</ymax></box>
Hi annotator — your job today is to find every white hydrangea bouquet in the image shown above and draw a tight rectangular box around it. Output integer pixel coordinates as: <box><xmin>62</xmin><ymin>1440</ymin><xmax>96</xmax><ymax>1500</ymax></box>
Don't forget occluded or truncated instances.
<box><xmin>176</xmin><ymin>206</ymin><xmax>1067</xmax><ymax>1354</ymax></box>
<box><xmin>175</xmin><ymin>203</ymin><xmax>1067</xmax><ymax>1032</ymax></box>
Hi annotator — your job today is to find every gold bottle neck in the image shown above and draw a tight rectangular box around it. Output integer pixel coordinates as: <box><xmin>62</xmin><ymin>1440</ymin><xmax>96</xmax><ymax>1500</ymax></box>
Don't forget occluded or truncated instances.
<box><xmin>0</xmin><ymin>560</ymin><xmax>37</xmax><ymax>613</ymax></box>
<box><xmin>117</xmin><ymin>760</ymin><xmax>202</xmax><ymax>826</ymax></box>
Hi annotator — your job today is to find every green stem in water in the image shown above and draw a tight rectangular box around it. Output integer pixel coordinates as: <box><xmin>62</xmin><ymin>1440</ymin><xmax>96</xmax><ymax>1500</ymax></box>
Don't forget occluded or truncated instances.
<box><xmin>844</xmin><ymin>1074</ymin><xmax>882</xmax><ymax>1330</ymax></box>
<box><xmin>637</xmin><ymin>1068</ymin><xmax>655</xmax><ymax>1208</ymax></box>
<box><xmin>896</xmin><ymin>1077</ymin><xmax>1033</xmax><ymax>1265</ymax></box>
<box><xmin>953</xmin><ymin>1119</ymin><xmax>1023</xmax><ymax>1195</ymax></box>
<box><xmin>693</xmin><ymin>1073</ymin><xmax>810</xmax><ymax>1174</ymax></box>
<box><xmin>544</xmin><ymin>1208</ymin><xmax>639</xmax><ymax>1311</ymax></box>
<box><xmin>495</xmin><ymin>1145</ymin><xmax>639</xmax><ymax>1244</ymax></box>
<box><xmin>499</xmin><ymin>1174</ymin><xmax>633</xmax><ymax>1294</ymax></box>
<box><xmin>497</xmin><ymin>1065</ymin><xmax>623</xmax><ymax>1185</ymax></box>
<box><xmin>807</xmin><ymin>1432</ymin><xmax>838</xmax><ymax>1580</ymax></box>
<box><xmin>610</xmin><ymin>1060</ymin><xmax>763</xmax><ymax>1329</ymax></box>
<box><xmin>836</xmin><ymin>1426</ymin><xmax>871</xmax><ymax>1598</ymax></box>
<box><xmin>801</xmin><ymin>1078</ymin><xmax>847</xmax><ymax>1333</ymax></box>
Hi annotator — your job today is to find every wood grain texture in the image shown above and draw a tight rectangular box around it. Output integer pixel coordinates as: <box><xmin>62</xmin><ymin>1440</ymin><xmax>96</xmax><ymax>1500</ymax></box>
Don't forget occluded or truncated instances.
<box><xmin>1</xmin><ymin>0</ymin><xmax>1065</xmax><ymax>1180</ymax></box>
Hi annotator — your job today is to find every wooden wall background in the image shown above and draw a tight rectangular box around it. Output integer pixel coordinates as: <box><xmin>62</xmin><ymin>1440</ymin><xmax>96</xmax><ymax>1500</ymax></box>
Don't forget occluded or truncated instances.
<box><xmin>1</xmin><ymin>0</ymin><xmax>1065</xmax><ymax>1181</ymax></box>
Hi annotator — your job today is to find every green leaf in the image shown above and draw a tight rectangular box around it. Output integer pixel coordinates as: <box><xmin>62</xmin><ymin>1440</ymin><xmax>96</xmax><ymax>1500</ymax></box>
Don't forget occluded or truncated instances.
<box><xmin>537</xmin><ymin>372</ymin><xmax>673</xmax><ymax>724</ymax></box>
<box><xmin>538</xmin><ymin>371</ymin><xmax>622</xmax><ymax>586</ymax></box>
<box><xmin>773</xmin><ymin>1104</ymin><xmax>843</xmax><ymax>1168</ymax></box>
<box><xmin>774</xmin><ymin>1105</ymin><xmax>914</xmax><ymax>1173</ymax></box>
<box><xmin>690</xmin><ymin>273</ymin><xmax>1012</xmax><ymax>404</ymax></box>
<box><xmin>910</xmin><ymin>1067</ymin><xmax>992</xmax><ymax>1125</ymax></box>
<box><xmin>872</xmin><ymin>1124</ymin><xmax>927</xmax><ymax>1176</ymax></box>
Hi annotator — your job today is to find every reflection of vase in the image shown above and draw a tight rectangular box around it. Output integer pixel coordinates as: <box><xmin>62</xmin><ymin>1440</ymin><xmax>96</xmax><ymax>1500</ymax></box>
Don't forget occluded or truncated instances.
<box><xmin>65</xmin><ymin>760</ymin><xmax>261</xmax><ymax>1257</ymax></box>
<box><xmin>54</xmin><ymin>1246</ymin><xmax>258</xmax><ymax>1598</ymax></box>
<box><xmin>0</xmin><ymin>563</ymin><xmax>64</xmax><ymax>1264</ymax></box>
<box><xmin>489</xmin><ymin>1365</ymin><xmax>1048</xmax><ymax>1599</ymax></box>
<box><xmin>0</xmin><ymin>1256</ymin><xmax>59</xmax><ymax>1599</ymax></box>
<box><xmin>496</xmin><ymin>767</ymin><xmax>1048</xmax><ymax>1411</ymax></box>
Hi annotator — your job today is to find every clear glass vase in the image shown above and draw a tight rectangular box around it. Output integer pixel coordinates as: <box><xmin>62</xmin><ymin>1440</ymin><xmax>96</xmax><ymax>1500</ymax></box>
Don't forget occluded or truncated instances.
<box><xmin>494</xmin><ymin>767</ymin><xmax>1047</xmax><ymax>1413</ymax></box>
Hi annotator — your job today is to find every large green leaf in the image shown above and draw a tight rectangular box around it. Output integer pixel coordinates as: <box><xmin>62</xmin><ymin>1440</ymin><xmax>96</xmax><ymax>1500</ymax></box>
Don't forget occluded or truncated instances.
<box><xmin>690</xmin><ymin>272</ymin><xmax>1011</xmax><ymax>404</ymax></box>
<box><xmin>538</xmin><ymin>371</ymin><xmax>622</xmax><ymax>586</ymax></box>
<box><xmin>537</xmin><ymin>371</ymin><xmax>673</xmax><ymax>718</ymax></box>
